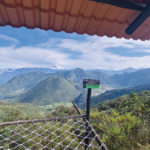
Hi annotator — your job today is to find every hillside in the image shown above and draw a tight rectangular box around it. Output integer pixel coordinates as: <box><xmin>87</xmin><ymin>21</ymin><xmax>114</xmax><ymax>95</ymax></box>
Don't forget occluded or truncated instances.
<box><xmin>0</xmin><ymin>100</ymin><xmax>49</xmax><ymax>122</ymax></box>
<box><xmin>54</xmin><ymin>68</ymin><xmax>150</xmax><ymax>88</ymax></box>
<box><xmin>94</xmin><ymin>90</ymin><xmax>150</xmax><ymax>111</ymax></box>
<box><xmin>54</xmin><ymin>68</ymin><xmax>112</xmax><ymax>84</ymax></box>
<box><xmin>75</xmin><ymin>83</ymin><xmax>150</xmax><ymax>109</ymax></box>
<box><xmin>91</xmin><ymin>84</ymin><xmax>150</xmax><ymax>107</ymax></box>
<box><xmin>0</xmin><ymin>67</ymin><xmax>65</xmax><ymax>85</ymax></box>
<box><xmin>65</xmin><ymin>77</ymin><xmax>83</xmax><ymax>92</ymax></box>
<box><xmin>0</xmin><ymin>71</ymin><xmax>52</xmax><ymax>99</ymax></box>
<box><xmin>89</xmin><ymin>91</ymin><xmax>150</xmax><ymax>150</ymax></box>
<box><xmin>2</xmin><ymin>68</ymin><xmax>150</xmax><ymax>105</ymax></box>
<box><xmin>15</xmin><ymin>76</ymin><xmax>81</xmax><ymax>106</ymax></box>
<box><xmin>74</xmin><ymin>90</ymin><xmax>87</xmax><ymax>104</ymax></box>
<box><xmin>112</xmin><ymin>68</ymin><xmax>150</xmax><ymax>87</ymax></box>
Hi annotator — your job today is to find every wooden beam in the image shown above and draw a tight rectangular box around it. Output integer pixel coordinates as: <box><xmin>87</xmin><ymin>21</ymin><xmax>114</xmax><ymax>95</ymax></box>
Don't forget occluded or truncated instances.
<box><xmin>0</xmin><ymin>115</ymin><xmax>86</xmax><ymax>126</ymax></box>
<box><xmin>126</xmin><ymin>2</ymin><xmax>150</xmax><ymax>35</ymax></box>
<box><xmin>90</xmin><ymin>0</ymin><xmax>146</xmax><ymax>11</ymax></box>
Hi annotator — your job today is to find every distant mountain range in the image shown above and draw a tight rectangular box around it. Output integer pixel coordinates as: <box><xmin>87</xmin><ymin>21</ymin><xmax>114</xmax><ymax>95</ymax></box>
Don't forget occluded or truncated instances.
<box><xmin>0</xmin><ymin>67</ymin><xmax>143</xmax><ymax>85</ymax></box>
<box><xmin>54</xmin><ymin>68</ymin><xmax>112</xmax><ymax>84</ymax></box>
<box><xmin>90</xmin><ymin>67</ymin><xmax>140</xmax><ymax>75</ymax></box>
<box><xmin>53</xmin><ymin>68</ymin><xmax>150</xmax><ymax>87</ymax></box>
<box><xmin>111</xmin><ymin>68</ymin><xmax>150</xmax><ymax>87</ymax></box>
<box><xmin>0</xmin><ymin>68</ymin><xmax>67</xmax><ymax>85</ymax></box>
<box><xmin>75</xmin><ymin>83</ymin><xmax>150</xmax><ymax>109</ymax></box>
<box><xmin>0</xmin><ymin>71</ymin><xmax>53</xmax><ymax>99</ymax></box>
<box><xmin>1</xmin><ymin>67</ymin><xmax>150</xmax><ymax>107</ymax></box>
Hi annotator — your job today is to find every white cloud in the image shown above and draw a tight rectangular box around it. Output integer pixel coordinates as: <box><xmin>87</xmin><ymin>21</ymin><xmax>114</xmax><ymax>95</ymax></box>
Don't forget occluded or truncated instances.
<box><xmin>0</xmin><ymin>46</ymin><xmax>68</xmax><ymax>68</ymax></box>
<box><xmin>1</xmin><ymin>35</ymin><xmax>150</xmax><ymax>70</ymax></box>
<box><xmin>0</xmin><ymin>34</ymin><xmax>19</xmax><ymax>42</ymax></box>
<box><xmin>42</xmin><ymin>36</ymin><xmax>150</xmax><ymax>70</ymax></box>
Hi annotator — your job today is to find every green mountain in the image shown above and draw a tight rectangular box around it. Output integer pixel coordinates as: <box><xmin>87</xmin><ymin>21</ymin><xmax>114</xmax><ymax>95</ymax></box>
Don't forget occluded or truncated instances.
<box><xmin>15</xmin><ymin>76</ymin><xmax>81</xmax><ymax>106</ymax></box>
<box><xmin>54</xmin><ymin>68</ymin><xmax>150</xmax><ymax>87</ymax></box>
<box><xmin>2</xmin><ymin>68</ymin><xmax>150</xmax><ymax>105</ymax></box>
<box><xmin>75</xmin><ymin>84</ymin><xmax>150</xmax><ymax>109</ymax></box>
<box><xmin>94</xmin><ymin>90</ymin><xmax>150</xmax><ymax>111</ymax></box>
<box><xmin>0</xmin><ymin>71</ymin><xmax>52</xmax><ymax>99</ymax></box>
<box><xmin>65</xmin><ymin>77</ymin><xmax>83</xmax><ymax>92</ymax></box>
<box><xmin>0</xmin><ymin>67</ymin><xmax>60</xmax><ymax>85</ymax></box>
<box><xmin>74</xmin><ymin>90</ymin><xmax>87</xmax><ymax>104</ymax></box>
<box><xmin>112</xmin><ymin>68</ymin><xmax>150</xmax><ymax>87</ymax></box>
<box><xmin>54</xmin><ymin>68</ymin><xmax>112</xmax><ymax>84</ymax></box>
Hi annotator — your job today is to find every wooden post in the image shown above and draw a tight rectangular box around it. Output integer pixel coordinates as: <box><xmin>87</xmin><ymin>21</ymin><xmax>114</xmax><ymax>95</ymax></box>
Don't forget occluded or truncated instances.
<box><xmin>72</xmin><ymin>101</ymin><xmax>108</xmax><ymax>150</ymax></box>
<box><xmin>85</xmin><ymin>88</ymin><xmax>91</xmax><ymax>149</ymax></box>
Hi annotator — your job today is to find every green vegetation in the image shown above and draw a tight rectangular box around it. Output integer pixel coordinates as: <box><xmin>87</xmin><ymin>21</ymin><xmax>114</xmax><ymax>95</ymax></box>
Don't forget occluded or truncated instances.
<box><xmin>0</xmin><ymin>71</ymin><xmax>48</xmax><ymax>99</ymax></box>
<box><xmin>112</xmin><ymin>68</ymin><xmax>150</xmax><ymax>87</ymax></box>
<box><xmin>0</xmin><ymin>101</ymin><xmax>75</xmax><ymax>123</ymax></box>
<box><xmin>39</xmin><ymin>102</ymin><xmax>72</xmax><ymax>111</ymax></box>
<box><xmin>14</xmin><ymin>76</ymin><xmax>81</xmax><ymax>106</ymax></box>
<box><xmin>89</xmin><ymin>91</ymin><xmax>150</xmax><ymax>150</ymax></box>
<box><xmin>1</xmin><ymin>90</ymin><xmax>150</xmax><ymax>150</ymax></box>
<box><xmin>76</xmin><ymin>83</ymin><xmax>150</xmax><ymax>109</ymax></box>
<box><xmin>0</xmin><ymin>100</ymin><xmax>49</xmax><ymax>122</ymax></box>
<box><xmin>0</xmin><ymin>104</ymin><xmax>78</xmax><ymax>122</ymax></box>
<box><xmin>0</xmin><ymin>105</ymin><xmax>83</xmax><ymax>150</ymax></box>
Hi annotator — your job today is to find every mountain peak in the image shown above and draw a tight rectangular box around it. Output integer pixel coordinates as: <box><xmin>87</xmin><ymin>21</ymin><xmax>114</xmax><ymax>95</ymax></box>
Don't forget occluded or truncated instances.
<box><xmin>74</xmin><ymin>68</ymin><xmax>84</xmax><ymax>71</ymax></box>
<box><xmin>17</xmin><ymin>76</ymin><xmax>81</xmax><ymax>106</ymax></box>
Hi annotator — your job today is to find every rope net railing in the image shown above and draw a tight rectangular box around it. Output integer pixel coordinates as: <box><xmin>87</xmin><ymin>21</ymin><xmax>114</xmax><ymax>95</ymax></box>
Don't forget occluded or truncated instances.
<box><xmin>0</xmin><ymin>115</ymin><xmax>105</xmax><ymax>150</ymax></box>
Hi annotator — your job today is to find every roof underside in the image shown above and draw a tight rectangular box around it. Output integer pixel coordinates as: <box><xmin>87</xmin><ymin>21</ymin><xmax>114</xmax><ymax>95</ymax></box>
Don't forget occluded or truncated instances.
<box><xmin>0</xmin><ymin>0</ymin><xmax>150</xmax><ymax>40</ymax></box>
<box><xmin>128</xmin><ymin>0</ymin><xmax>149</xmax><ymax>4</ymax></box>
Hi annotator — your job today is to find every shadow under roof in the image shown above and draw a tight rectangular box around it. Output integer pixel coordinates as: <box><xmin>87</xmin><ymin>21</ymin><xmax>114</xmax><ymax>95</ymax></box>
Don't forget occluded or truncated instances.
<box><xmin>0</xmin><ymin>0</ymin><xmax>150</xmax><ymax>41</ymax></box>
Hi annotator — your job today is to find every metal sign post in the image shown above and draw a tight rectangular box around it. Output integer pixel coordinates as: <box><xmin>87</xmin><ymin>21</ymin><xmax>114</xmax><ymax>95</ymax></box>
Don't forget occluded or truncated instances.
<box><xmin>83</xmin><ymin>79</ymin><xmax>100</xmax><ymax>149</ymax></box>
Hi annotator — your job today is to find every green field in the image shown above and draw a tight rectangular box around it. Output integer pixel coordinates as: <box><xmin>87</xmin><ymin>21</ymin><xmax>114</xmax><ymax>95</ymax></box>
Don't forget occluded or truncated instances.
<box><xmin>39</xmin><ymin>102</ymin><xmax>73</xmax><ymax>111</ymax></box>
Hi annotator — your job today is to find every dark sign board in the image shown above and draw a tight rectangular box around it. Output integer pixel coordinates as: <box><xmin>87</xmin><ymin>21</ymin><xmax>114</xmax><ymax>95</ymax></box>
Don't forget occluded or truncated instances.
<box><xmin>83</xmin><ymin>79</ymin><xmax>100</xmax><ymax>85</ymax></box>
<box><xmin>83</xmin><ymin>79</ymin><xmax>100</xmax><ymax>89</ymax></box>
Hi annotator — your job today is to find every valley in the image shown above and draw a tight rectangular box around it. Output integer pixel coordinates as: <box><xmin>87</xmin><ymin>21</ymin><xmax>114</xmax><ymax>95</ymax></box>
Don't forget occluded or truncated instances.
<box><xmin>1</xmin><ymin>67</ymin><xmax>150</xmax><ymax>108</ymax></box>
<box><xmin>1</xmin><ymin>67</ymin><xmax>150</xmax><ymax>150</ymax></box>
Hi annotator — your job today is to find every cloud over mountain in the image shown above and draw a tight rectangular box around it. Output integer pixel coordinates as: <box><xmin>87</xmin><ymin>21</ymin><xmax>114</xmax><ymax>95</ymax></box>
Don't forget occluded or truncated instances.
<box><xmin>0</xmin><ymin>26</ymin><xmax>150</xmax><ymax>70</ymax></box>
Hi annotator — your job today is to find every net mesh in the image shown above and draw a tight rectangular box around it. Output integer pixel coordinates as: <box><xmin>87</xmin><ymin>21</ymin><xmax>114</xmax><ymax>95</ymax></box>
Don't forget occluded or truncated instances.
<box><xmin>0</xmin><ymin>116</ymin><xmax>105</xmax><ymax>150</ymax></box>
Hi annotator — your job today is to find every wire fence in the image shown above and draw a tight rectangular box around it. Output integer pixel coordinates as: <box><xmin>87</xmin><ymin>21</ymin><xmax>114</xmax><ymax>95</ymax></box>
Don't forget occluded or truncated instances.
<box><xmin>0</xmin><ymin>115</ymin><xmax>106</xmax><ymax>150</ymax></box>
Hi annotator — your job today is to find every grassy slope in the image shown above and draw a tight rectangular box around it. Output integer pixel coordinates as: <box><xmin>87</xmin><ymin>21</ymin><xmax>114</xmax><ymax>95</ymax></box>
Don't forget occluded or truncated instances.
<box><xmin>15</xmin><ymin>76</ymin><xmax>81</xmax><ymax>106</ymax></box>
<box><xmin>0</xmin><ymin>100</ymin><xmax>49</xmax><ymax>122</ymax></box>
<box><xmin>92</xmin><ymin>84</ymin><xmax>150</xmax><ymax>107</ymax></box>
<box><xmin>39</xmin><ymin>102</ymin><xmax>72</xmax><ymax>111</ymax></box>
<box><xmin>76</xmin><ymin>84</ymin><xmax>150</xmax><ymax>109</ymax></box>
<box><xmin>0</xmin><ymin>71</ymin><xmax>49</xmax><ymax>99</ymax></box>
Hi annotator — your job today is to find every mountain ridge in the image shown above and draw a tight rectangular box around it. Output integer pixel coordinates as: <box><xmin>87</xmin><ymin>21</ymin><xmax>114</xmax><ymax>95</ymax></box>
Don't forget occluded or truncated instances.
<box><xmin>0</xmin><ymin>71</ymin><xmax>49</xmax><ymax>99</ymax></box>
<box><xmin>14</xmin><ymin>76</ymin><xmax>81</xmax><ymax>106</ymax></box>
<box><xmin>75</xmin><ymin>83</ymin><xmax>150</xmax><ymax>109</ymax></box>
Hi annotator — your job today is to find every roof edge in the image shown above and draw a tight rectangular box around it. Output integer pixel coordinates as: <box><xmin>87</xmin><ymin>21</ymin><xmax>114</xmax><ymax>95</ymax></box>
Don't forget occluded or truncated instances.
<box><xmin>90</xmin><ymin>0</ymin><xmax>146</xmax><ymax>11</ymax></box>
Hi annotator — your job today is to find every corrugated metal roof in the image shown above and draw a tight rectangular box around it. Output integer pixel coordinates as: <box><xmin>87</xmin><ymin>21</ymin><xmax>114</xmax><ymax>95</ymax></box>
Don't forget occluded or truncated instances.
<box><xmin>0</xmin><ymin>0</ymin><xmax>150</xmax><ymax>40</ymax></box>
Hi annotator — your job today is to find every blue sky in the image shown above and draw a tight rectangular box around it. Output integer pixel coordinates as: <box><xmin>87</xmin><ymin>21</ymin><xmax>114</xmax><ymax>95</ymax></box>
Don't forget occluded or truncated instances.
<box><xmin>0</xmin><ymin>26</ymin><xmax>150</xmax><ymax>70</ymax></box>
